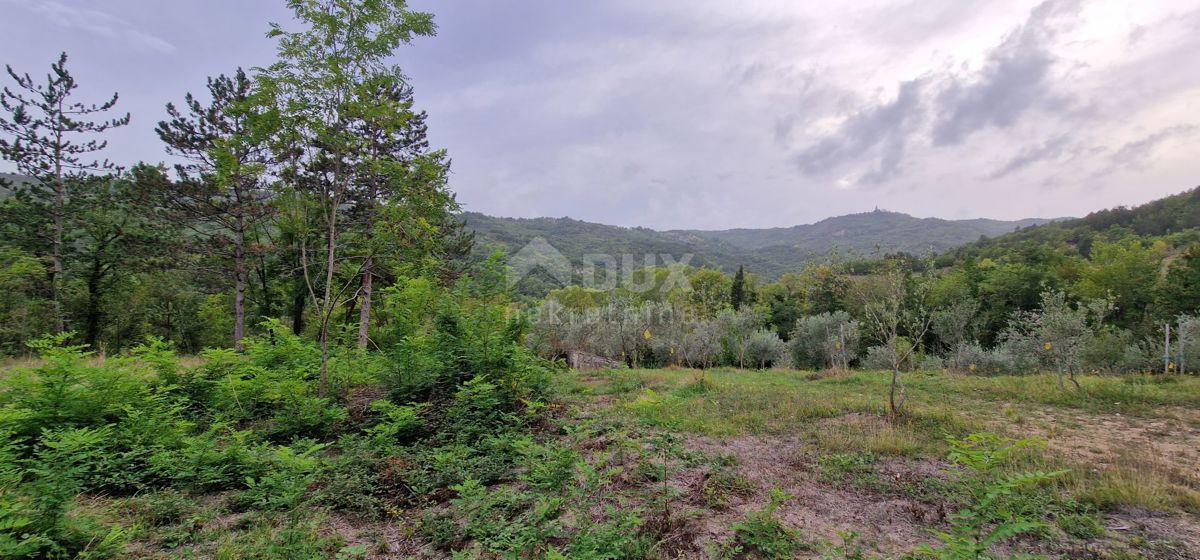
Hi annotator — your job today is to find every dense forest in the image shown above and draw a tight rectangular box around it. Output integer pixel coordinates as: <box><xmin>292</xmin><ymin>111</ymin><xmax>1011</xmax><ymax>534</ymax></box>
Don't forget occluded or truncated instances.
<box><xmin>2</xmin><ymin>1</ymin><xmax>1200</xmax><ymax>559</ymax></box>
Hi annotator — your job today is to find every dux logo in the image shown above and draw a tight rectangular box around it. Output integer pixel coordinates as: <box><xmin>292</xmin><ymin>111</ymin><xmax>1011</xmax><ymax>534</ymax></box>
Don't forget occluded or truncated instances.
<box><xmin>509</xmin><ymin>237</ymin><xmax>573</xmax><ymax>287</ymax></box>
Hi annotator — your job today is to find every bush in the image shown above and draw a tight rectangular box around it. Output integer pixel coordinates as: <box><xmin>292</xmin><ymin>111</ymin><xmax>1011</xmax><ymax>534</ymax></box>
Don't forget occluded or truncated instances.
<box><xmin>789</xmin><ymin>312</ymin><xmax>860</xmax><ymax>370</ymax></box>
<box><xmin>916</xmin><ymin>433</ymin><xmax>1067</xmax><ymax>560</ymax></box>
<box><xmin>1057</xmin><ymin>512</ymin><xmax>1105</xmax><ymax>540</ymax></box>
<box><xmin>678</xmin><ymin>319</ymin><xmax>722</xmax><ymax>368</ymax></box>
<box><xmin>862</xmin><ymin>344</ymin><xmax>906</xmax><ymax>371</ymax></box>
<box><xmin>744</xmin><ymin>329</ymin><xmax>787</xmax><ymax>369</ymax></box>
<box><xmin>947</xmin><ymin>342</ymin><xmax>1037</xmax><ymax>376</ymax></box>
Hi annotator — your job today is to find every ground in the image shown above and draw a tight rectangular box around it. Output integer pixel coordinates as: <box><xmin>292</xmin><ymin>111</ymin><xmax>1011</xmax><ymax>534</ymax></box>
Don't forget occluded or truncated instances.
<box><xmin>101</xmin><ymin>367</ymin><xmax>1200</xmax><ymax>558</ymax></box>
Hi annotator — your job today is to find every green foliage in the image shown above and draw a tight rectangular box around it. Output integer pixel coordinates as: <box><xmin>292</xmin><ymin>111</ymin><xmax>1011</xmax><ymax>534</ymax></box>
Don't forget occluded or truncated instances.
<box><xmin>1056</xmin><ymin>512</ymin><xmax>1105</xmax><ymax>540</ymax></box>
<box><xmin>724</xmin><ymin>488</ymin><xmax>808</xmax><ymax>559</ymax></box>
<box><xmin>791</xmin><ymin>311</ymin><xmax>861</xmax><ymax>370</ymax></box>
<box><xmin>915</xmin><ymin>433</ymin><xmax>1068</xmax><ymax>560</ymax></box>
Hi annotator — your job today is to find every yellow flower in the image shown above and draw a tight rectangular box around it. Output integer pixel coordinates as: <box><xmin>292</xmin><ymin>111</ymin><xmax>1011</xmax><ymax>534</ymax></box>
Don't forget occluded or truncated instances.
<box><xmin>643</xmin><ymin>329</ymin><xmax>652</xmax><ymax>340</ymax></box>
<box><xmin>1043</xmin><ymin>342</ymin><xmax>1053</xmax><ymax>351</ymax></box>
<box><xmin>969</xmin><ymin>364</ymin><xmax>977</xmax><ymax>371</ymax></box>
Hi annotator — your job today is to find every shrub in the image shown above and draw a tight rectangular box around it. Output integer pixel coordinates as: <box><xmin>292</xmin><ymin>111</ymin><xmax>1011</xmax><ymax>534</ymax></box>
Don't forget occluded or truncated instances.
<box><xmin>948</xmin><ymin>342</ymin><xmax>1036</xmax><ymax>376</ymax></box>
<box><xmin>744</xmin><ymin>329</ymin><xmax>787</xmax><ymax>369</ymax></box>
<box><xmin>236</xmin><ymin>439</ymin><xmax>327</xmax><ymax>512</ymax></box>
<box><xmin>678</xmin><ymin>319</ymin><xmax>722</xmax><ymax>368</ymax></box>
<box><xmin>789</xmin><ymin>312</ymin><xmax>861</xmax><ymax>370</ymax></box>
<box><xmin>1056</xmin><ymin>512</ymin><xmax>1105</xmax><ymax>540</ymax></box>
<box><xmin>725</xmin><ymin>488</ymin><xmax>807</xmax><ymax>559</ymax></box>
<box><xmin>915</xmin><ymin>433</ymin><xmax>1067</xmax><ymax>560</ymax></box>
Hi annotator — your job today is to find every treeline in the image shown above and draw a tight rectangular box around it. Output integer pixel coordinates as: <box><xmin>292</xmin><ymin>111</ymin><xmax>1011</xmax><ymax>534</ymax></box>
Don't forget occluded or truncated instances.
<box><xmin>0</xmin><ymin>8</ymin><xmax>471</xmax><ymax>365</ymax></box>
<box><xmin>529</xmin><ymin>212</ymin><xmax>1200</xmax><ymax>380</ymax></box>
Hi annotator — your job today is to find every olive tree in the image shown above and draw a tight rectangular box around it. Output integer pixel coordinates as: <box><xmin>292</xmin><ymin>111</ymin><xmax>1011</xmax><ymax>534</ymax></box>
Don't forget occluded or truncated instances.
<box><xmin>789</xmin><ymin>311</ymin><xmax>860</xmax><ymax>370</ymax></box>
<box><xmin>856</xmin><ymin>266</ymin><xmax>932</xmax><ymax>418</ymax></box>
<box><xmin>1003</xmin><ymin>290</ymin><xmax>1112</xmax><ymax>390</ymax></box>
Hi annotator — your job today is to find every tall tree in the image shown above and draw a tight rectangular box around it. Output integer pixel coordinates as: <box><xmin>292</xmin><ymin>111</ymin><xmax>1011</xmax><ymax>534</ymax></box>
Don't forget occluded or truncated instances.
<box><xmin>1156</xmin><ymin>245</ymin><xmax>1200</xmax><ymax>319</ymax></box>
<box><xmin>342</xmin><ymin>78</ymin><xmax>455</xmax><ymax>348</ymax></box>
<box><xmin>0</xmin><ymin>52</ymin><xmax>129</xmax><ymax>333</ymax></box>
<box><xmin>730</xmin><ymin>265</ymin><xmax>747</xmax><ymax>310</ymax></box>
<box><xmin>261</xmin><ymin>0</ymin><xmax>436</xmax><ymax>394</ymax></box>
<box><xmin>156</xmin><ymin>69</ymin><xmax>275</xmax><ymax>351</ymax></box>
<box><xmin>71</xmin><ymin>166</ymin><xmax>177</xmax><ymax>348</ymax></box>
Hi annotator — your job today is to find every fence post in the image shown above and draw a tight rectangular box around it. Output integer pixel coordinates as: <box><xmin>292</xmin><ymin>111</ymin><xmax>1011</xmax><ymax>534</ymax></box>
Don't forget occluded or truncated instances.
<box><xmin>1164</xmin><ymin>323</ymin><xmax>1171</xmax><ymax>375</ymax></box>
<box><xmin>1179</xmin><ymin>318</ymin><xmax>1186</xmax><ymax>375</ymax></box>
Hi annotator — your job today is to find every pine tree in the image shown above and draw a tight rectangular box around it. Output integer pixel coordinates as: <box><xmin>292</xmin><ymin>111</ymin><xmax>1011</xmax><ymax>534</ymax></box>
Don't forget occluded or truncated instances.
<box><xmin>730</xmin><ymin>265</ymin><xmax>747</xmax><ymax>310</ymax></box>
<box><xmin>156</xmin><ymin>69</ymin><xmax>275</xmax><ymax>351</ymax></box>
<box><xmin>0</xmin><ymin>52</ymin><xmax>129</xmax><ymax>333</ymax></box>
<box><xmin>343</xmin><ymin>78</ymin><xmax>456</xmax><ymax>348</ymax></box>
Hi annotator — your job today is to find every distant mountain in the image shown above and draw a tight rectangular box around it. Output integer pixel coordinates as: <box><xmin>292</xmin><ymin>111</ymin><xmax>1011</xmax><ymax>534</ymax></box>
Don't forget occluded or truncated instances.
<box><xmin>666</xmin><ymin>210</ymin><xmax>1057</xmax><ymax>252</ymax></box>
<box><xmin>461</xmin><ymin>209</ymin><xmax>1062</xmax><ymax>281</ymax></box>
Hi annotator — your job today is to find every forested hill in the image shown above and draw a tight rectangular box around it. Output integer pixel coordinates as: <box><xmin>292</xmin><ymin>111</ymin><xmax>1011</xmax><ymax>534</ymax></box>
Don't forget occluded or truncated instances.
<box><xmin>943</xmin><ymin>186</ymin><xmax>1200</xmax><ymax>263</ymax></box>
<box><xmin>462</xmin><ymin>209</ymin><xmax>1058</xmax><ymax>279</ymax></box>
<box><xmin>666</xmin><ymin>211</ymin><xmax>1055</xmax><ymax>251</ymax></box>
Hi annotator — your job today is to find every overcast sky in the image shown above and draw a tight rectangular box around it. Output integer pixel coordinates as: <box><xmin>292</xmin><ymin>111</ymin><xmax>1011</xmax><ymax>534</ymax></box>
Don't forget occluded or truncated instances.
<box><xmin>2</xmin><ymin>0</ymin><xmax>1198</xmax><ymax>229</ymax></box>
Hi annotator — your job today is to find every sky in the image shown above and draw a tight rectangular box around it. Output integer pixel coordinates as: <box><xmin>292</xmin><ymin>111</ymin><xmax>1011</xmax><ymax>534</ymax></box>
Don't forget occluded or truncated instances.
<box><xmin>1</xmin><ymin>0</ymin><xmax>1198</xmax><ymax>230</ymax></box>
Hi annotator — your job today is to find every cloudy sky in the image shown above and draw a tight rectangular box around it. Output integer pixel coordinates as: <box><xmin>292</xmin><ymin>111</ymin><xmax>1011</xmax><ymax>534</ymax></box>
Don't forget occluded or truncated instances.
<box><xmin>2</xmin><ymin>0</ymin><xmax>1198</xmax><ymax>229</ymax></box>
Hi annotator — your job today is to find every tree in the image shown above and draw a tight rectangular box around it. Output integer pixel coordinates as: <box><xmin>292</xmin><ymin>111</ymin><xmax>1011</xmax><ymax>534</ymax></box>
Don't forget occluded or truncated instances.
<box><xmin>0</xmin><ymin>52</ymin><xmax>129</xmax><ymax>333</ymax></box>
<box><xmin>1004</xmin><ymin>290</ymin><xmax>1112</xmax><ymax>390</ymax></box>
<box><xmin>69</xmin><ymin>167</ymin><xmax>177</xmax><ymax>348</ymax></box>
<box><xmin>1074</xmin><ymin>239</ymin><xmax>1161</xmax><ymax>331</ymax></box>
<box><xmin>1157</xmin><ymin>244</ymin><xmax>1200</xmax><ymax>319</ymax></box>
<box><xmin>260</xmin><ymin>0</ymin><xmax>436</xmax><ymax>394</ymax></box>
<box><xmin>156</xmin><ymin>69</ymin><xmax>275</xmax><ymax>351</ymax></box>
<box><xmin>856</xmin><ymin>266</ymin><xmax>932</xmax><ymax>418</ymax></box>
<box><xmin>342</xmin><ymin>79</ymin><xmax>456</xmax><ymax>348</ymax></box>
<box><xmin>759</xmin><ymin>273</ymin><xmax>804</xmax><ymax>339</ymax></box>
<box><xmin>687</xmin><ymin>268</ymin><xmax>731</xmax><ymax>319</ymax></box>
<box><xmin>716</xmin><ymin>307</ymin><xmax>764</xmax><ymax>368</ymax></box>
<box><xmin>789</xmin><ymin>311</ymin><xmax>860</xmax><ymax>370</ymax></box>
<box><xmin>932</xmin><ymin>297</ymin><xmax>980</xmax><ymax>371</ymax></box>
<box><xmin>730</xmin><ymin>265</ymin><xmax>747</xmax><ymax>310</ymax></box>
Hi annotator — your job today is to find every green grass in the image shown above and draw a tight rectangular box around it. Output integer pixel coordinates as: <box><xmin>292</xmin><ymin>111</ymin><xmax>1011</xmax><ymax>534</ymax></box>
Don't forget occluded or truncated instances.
<box><xmin>577</xmin><ymin>367</ymin><xmax>1200</xmax><ymax>515</ymax></box>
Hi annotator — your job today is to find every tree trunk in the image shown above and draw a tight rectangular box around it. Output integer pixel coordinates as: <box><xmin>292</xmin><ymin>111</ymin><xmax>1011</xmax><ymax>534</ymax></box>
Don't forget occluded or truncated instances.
<box><xmin>357</xmin><ymin>255</ymin><xmax>373</xmax><ymax>349</ymax></box>
<box><xmin>233</xmin><ymin>217</ymin><xmax>247</xmax><ymax>351</ymax></box>
<box><xmin>51</xmin><ymin>167</ymin><xmax>66</xmax><ymax>334</ymax></box>
<box><xmin>888</xmin><ymin>362</ymin><xmax>906</xmax><ymax>419</ymax></box>
<box><xmin>46</xmin><ymin>119</ymin><xmax>68</xmax><ymax>335</ymax></box>
<box><xmin>291</xmin><ymin>278</ymin><xmax>306</xmax><ymax>335</ymax></box>
<box><xmin>317</xmin><ymin>204</ymin><xmax>338</xmax><ymax>397</ymax></box>
<box><xmin>83</xmin><ymin>254</ymin><xmax>104</xmax><ymax>348</ymax></box>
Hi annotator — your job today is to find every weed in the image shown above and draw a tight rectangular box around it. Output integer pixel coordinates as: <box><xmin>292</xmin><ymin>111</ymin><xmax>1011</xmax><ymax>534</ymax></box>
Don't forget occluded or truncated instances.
<box><xmin>723</xmin><ymin>488</ymin><xmax>809</xmax><ymax>559</ymax></box>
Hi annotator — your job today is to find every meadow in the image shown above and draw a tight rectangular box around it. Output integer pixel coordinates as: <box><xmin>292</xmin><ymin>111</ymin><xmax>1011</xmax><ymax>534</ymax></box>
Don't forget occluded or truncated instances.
<box><xmin>5</xmin><ymin>334</ymin><xmax>1197</xmax><ymax>559</ymax></box>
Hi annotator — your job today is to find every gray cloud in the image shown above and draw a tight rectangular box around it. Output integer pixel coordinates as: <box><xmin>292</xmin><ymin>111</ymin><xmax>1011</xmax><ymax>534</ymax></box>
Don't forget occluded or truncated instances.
<box><xmin>4</xmin><ymin>0</ymin><xmax>176</xmax><ymax>54</ymax></box>
<box><xmin>793</xmin><ymin>79</ymin><xmax>926</xmax><ymax>184</ymax></box>
<box><xmin>987</xmin><ymin>134</ymin><xmax>1075</xmax><ymax>180</ymax></box>
<box><xmin>1</xmin><ymin>0</ymin><xmax>1197</xmax><ymax>229</ymax></box>
<box><xmin>932</xmin><ymin>0</ymin><xmax>1081</xmax><ymax>146</ymax></box>
<box><xmin>1097</xmin><ymin>125</ymin><xmax>1198</xmax><ymax>176</ymax></box>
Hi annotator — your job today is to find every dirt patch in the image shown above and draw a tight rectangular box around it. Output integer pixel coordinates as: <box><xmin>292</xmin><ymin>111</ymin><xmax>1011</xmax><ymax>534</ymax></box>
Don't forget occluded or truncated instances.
<box><xmin>680</xmin><ymin>434</ymin><xmax>948</xmax><ymax>557</ymax></box>
<box><xmin>324</xmin><ymin>513</ymin><xmax>443</xmax><ymax>559</ymax></box>
<box><xmin>992</xmin><ymin>405</ymin><xmax>1200</xmax><ymax>485</ymax></box>
<box><xmin>1103</xmin><ymin>507</ymin><xmax>1200</xmax><ymax>560</ymax></box>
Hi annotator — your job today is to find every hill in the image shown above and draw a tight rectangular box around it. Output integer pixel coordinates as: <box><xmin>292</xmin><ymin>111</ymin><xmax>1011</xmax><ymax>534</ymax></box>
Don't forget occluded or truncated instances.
<box><xmin>666</xmin><ymin>210</ymin><xmax>1054</xmax><ymax>251</ymax></box>
<box><xmin>945</xmin><ymin>186</ymin><xmax>1200</xmax><ymax>263</ymax></box>
<box><xmin>462</xmin><ymin>209</ymin><xmax>1060</xmax><ymax>282</ymax></box>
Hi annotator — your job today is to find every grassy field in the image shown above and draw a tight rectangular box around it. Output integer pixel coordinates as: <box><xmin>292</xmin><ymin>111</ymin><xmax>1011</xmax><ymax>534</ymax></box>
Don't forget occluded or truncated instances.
<box><xmin>9</xmin><ymin>353</ymin><xmax>1200</xmax><ymax>559</ymax></box>
<box><xmin>552</xmin><ymin>367</ymin><xmax>1200</xmax><ymax>558</ymax></box>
